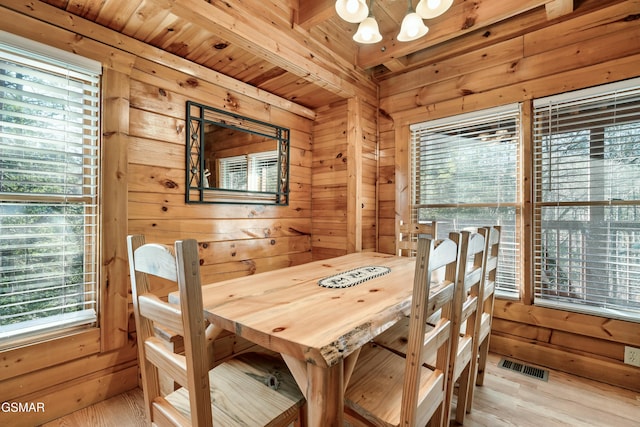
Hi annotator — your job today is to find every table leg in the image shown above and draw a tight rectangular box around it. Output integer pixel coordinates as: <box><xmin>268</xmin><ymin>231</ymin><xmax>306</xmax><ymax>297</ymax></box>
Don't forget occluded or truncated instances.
<box><xmin>306</xmin><ymin>360</ymin><xmax>344</xmax><ymax>427</ymax></box>
<box><xmin>343</xmin><ymin>347</ymin><xmax>361</xmax><ymax>393</ymax></box>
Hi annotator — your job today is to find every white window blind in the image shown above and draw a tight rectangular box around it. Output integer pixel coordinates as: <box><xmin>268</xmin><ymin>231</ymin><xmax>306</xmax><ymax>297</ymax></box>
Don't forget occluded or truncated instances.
<box><xmin>410</xmin><ymin>104</ymin><xmax>521</xmax><ymax>296</ymax></box>
<box><xmin>533</xmin><ymin>78</ymin><xmax>640</xmax><ymax>321</ymax></box>
<box><xmin>0</xmin><ymin>32</ymin><xmax>101</xmax><ymax>345</ymax></box>
<box><xmin>248</xmin><ymin>151</ymin><xmax>278</xmax><ymax>192</ymax></box>
<box><xmin>219</xmin><ymin>155</ymin><xmax>248</xmax><ymax>190</ymax></box>
<box><xmin>219</xmin><ymin>151</ymin><xmax>278</xmax><ymax>192</ymax></box>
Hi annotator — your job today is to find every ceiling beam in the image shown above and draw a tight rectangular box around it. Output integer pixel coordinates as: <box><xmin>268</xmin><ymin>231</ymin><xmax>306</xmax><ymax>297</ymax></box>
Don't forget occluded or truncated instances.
<box><xmin>296</xmin><ymin>0</ymin><xmax>335</xmax><ymax>30</ymax></box>
<box><xmin>357</xmin><ymin>0</ymin><xmax>553</xmax><ymax>69</ymax></box>
<box><xmin>165</xmin><ymin>0</ymin><xmax>376</xmax><ymax>105</ymax></box>
<box><xmin>545</xmin><ymin>0</ymin><xmax>575</xmax><ymax>20</ymax></box>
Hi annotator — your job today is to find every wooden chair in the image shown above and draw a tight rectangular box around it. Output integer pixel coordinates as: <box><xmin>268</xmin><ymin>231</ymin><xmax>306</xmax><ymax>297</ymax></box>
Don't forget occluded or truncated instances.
<box><xmin>443</xmin><ymin>229</ymin><xmax>487</xmax><ymax>425</ymax></box>
<box><xmin>397</xmin><ymin>220</ymin><xmax>438</xmax><ymax>257</ymax></box>
<box><xmin>344</xmin><ymin>235</ymin><xmax>460</xmax><ymax>427</ymax></box>
<box><xmin>466</xmin><ymin>225</ymin><xmax>501</xmax><ymax>413</ymax></box>
<box><xmin>374</xmin><ymin>230</ymin><xmax>486</xmax><ymax>426</ymax></box>
<box><xmin>127</xmin><ymin>235</ymin><xmax>305</xmax><ymax>427</ymax></box>
<box><xmin>373</xmin><ymin>219</ymin><xmax>442</xmax><ymax>354</ymax></box>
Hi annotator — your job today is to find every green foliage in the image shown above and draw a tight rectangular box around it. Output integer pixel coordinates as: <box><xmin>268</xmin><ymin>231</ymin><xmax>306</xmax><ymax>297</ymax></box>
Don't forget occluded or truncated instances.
<box><xmin>1</xmin><ymin>58</ymin><xmax>96</xmax><ymax>331</ymax></box>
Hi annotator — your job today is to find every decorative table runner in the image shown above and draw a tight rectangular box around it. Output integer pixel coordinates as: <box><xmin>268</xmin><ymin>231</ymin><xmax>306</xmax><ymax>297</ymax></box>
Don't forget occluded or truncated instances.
<box><xmin>318</xmin><ymin>266</ymin><xmax>391</xmax><ymax>288</ymax></box>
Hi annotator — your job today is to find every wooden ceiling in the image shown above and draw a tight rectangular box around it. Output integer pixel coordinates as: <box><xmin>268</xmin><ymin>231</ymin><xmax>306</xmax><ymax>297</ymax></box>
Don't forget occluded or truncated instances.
<box><xmin>36</xmin><ymin>0</ymin><xmax>577</xmax><ymax>110</ymax></box>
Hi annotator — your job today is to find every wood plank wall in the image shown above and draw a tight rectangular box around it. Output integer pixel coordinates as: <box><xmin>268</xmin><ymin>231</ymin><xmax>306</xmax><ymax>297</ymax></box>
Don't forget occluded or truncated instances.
<box><xmin>126</xmin><ymin>76</ymin><xmax>314</xmax><ymax>283</ymax></box>
<box><xmin>312</xmin><ymin>98</ymin><xmax>378</xmax><ymax>259</ymax></box>
<box><xmin>0</xmin><ymin>4</ymin><xmax>314</xmax><ymax>425</ymax></box>
<box><xmin>380</xmin><ymin>0</ymin><xmax>640</xmax><ymax>392</ymax></box>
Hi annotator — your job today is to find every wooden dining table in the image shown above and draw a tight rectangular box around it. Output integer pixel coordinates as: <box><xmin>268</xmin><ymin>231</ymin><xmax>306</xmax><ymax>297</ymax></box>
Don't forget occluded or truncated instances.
<box><xmin>171</xmin><ymin>251</ymin><xmax>417</xmax><ymax>427</ymax></box>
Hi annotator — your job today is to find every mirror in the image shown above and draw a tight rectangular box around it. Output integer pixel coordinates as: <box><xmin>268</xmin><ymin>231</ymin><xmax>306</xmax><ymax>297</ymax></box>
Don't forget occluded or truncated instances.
<box><xmin>186</xmin><ymin>101</ymin><xmax>290</xmax><ymax>205</ymax></box>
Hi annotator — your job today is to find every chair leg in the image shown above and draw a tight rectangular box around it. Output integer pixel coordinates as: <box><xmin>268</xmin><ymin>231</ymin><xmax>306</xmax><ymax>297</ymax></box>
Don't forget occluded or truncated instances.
<box><xmin>455</xmin><ymin>364</ymin><xmax>471</xmax><ymax>425</ymax></box>
<box><xmin>465</xmin><ymin>337</ymin><xmax>489</xmax><ymax>414</ymax></box>
<box><xmin>294</xmin><ymin>402</ymin><xmax>307</xmax><ymax>427</ymax></box>
<box><xmin>465</xmin><ymin>354</ymin><xmax>478</xmax><ymax>415</ymax></box>
<box><xmin>476</xmin><ymin>337</ymin><xmax>489</xmax><ymax>386</ymax></box>
<box><xmin>444</xmin><ymin>376</ymin><xmax>454</xmax><ymax>427</ymax></box>
<box><xmin>429</xmin><ymin>401</ymin><xmax>445</xmax><ymax>427</ymax></box>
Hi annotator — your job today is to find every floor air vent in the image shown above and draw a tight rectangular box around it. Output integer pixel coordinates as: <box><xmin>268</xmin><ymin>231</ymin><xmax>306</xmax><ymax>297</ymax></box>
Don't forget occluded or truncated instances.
<box><xmin>498</xmin><ymin>358</ymin><xmax>549</xmax><ymax>381</ymax></box>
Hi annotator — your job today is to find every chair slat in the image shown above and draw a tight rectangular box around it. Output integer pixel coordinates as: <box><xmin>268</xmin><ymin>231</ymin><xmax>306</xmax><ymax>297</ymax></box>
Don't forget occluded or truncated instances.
<box><xmin>421</xmin><ymin>318</ymin><xmax>451</xmax><ymax>368</ymax></box>
<box><xmin>427</xmin><ymin>282</ymin><xmax>455</xmax><ymax>321</ymax></box>
<box><xmin>461</xmin><ymin>295</ymin><xmax>478</xmax><ymax>322</ymax></box>
<box><xmin>134</xmin><ymin>243</ymin><xmax>178</xmax><ymax>281</ymax></box>
<box><xmin>485</xmin><ymin>255</ymin><xmax>498</xmax><ymax>272</ymax></box>
<box><xmin>463</xmin><ymin>268</ymin><xmax>483</xmax><ymax>292</ymax></box>
<box><xmin>397</xmin><ymin>220</ymin><xmax>438</xmax><ymax>257</ymax></box>
<box><xmin>152</xmin><ymin>397</ymin><xmax>191</xmax><ymax>427</ymax></box>
<box><xmin>145</xmin><ymin>337</ymin><xmax>189</xmax><ymax>387</ymax></box>
<box><xmin>478</xmin><ymin>312</ymin><xmax>492</xmax><ymax>340</ymax></box>
<box><xmin>483</xmin><ymin>278</ymin><xmax>495</xmax><ymax>302</ymax></box>
<box><xmin>138</xmin><ymin>294</ymin><xmax>184</xmax><ymax>335</ymax></box>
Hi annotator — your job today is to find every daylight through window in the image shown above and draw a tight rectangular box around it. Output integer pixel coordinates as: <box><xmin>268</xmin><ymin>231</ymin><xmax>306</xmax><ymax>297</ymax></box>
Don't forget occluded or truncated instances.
<box><xmin>0</xmin><ymin>32</ymin><xmax>101</xmax><ymax>346</ymax></box>
<box><xmin>410</xmin><ymin>104</ymin><xmax>522</xmax><ymax>297</ymax></box>
<box><xmin>533</xmin><ymin>78</ymin><xmax>640</xmax><ymax>320</ymax></box>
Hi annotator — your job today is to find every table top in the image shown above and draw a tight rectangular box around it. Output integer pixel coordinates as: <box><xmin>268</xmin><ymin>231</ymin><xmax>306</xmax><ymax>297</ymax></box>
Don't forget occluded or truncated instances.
<box><xmin>190</xmin><ymin>252</ymin><xmax>417</xmax><ymax>368</ymax></box>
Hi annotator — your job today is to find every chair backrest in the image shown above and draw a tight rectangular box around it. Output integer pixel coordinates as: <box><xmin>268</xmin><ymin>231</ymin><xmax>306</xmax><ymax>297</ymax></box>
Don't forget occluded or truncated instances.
<box><xmin>127</xmin><ymin>235</ymin><xmax>213</xmax><ymax>427</ymax></box>
<box><xmin>477</xmin><ymin>225</ymin><xmax>501</xmax><ymax>338</ymax></box>
<box><xmin>448</xmin><ymin>230</ymin><xmax>486</xmax><ymax>379</ymax></box>
<box><xmin>400</xmin><ymin>235</ymin><xmax>460</xmax><ymax>426</ymax></box>
<box><xmin>397</xmin><ymin>220</ymin><xmax>438</xmax><ymax>257</ymax></box>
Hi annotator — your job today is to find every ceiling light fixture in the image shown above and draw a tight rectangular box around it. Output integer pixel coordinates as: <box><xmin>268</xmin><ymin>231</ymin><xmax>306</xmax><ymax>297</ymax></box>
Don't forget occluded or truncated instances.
<box><xmin>353</xmin><ymin>1</ymin><xmax>382</xmax><ymax>44</ymax></box>
<box><xmin>416</xmin><ymin>0</ymin><xmax>454</xmax><ymax>19</ymax></box>
<box><xmin>397</xmin><ymin>0</ymin><xmax>429</xmax><ymax>42</ymax></box>
<box><xmin>335</xmin><ymin>0</ymin><xmax>369</xmax><ymax>23</ymax></box>
<box><xmin>336</xmin><ymin>0</ymin><xmax>452</xmax><ymax>44</ymax></box>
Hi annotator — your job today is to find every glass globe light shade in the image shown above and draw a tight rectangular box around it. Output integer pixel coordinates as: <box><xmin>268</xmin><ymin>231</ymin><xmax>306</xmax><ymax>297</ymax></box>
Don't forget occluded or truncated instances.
<box><xmin>397</xmin><ymin>12</ymin><xmax>429</xmax><ymax>42</ymax></box>
<box><xmin>353</xmin><ymin>16</ymin><xmax>383</xmax><ymax>44</ymax></box>
<box><xmin>335</xmin><ymin>0</ymin><xmax>369</xmax><ymax>23</ymax></box>
<box><xmin>416</xmin><ymin>0</ymin><xmax>454</xmax><ymax>19</ymax></box>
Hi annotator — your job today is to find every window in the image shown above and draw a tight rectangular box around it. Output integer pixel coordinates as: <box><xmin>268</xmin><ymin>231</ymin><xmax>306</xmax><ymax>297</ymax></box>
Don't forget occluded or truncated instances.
<box><xmin>410</xmin><ymin>104</ymin><xmax>521</xmax><ymax>297</ymax></box>
<box><xmin>533</xmin><ymin>79</ymin><xmax>640</xmax><ymax>320</ymax></box>
<box><xmin>0</xmin><ymin>31</ymin><xmax>101</xmax><ymax>346</ymax></box>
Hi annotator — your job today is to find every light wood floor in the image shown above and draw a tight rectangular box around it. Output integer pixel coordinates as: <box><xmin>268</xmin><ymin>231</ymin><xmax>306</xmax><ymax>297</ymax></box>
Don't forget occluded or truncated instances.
<box><xmin>43</xmin><ymin>353</ymin><xmax>640</xmax><ymax>427</ymax></box>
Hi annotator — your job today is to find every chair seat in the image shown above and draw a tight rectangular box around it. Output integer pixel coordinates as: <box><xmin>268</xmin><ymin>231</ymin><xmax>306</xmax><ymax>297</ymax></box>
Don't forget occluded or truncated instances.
<box><xmin>345</xmin><ymin>343</ymin><xmax>445</xmax><ymax>427</ymax></box>
<box><xmin>165</xmin><ymin>352</ymin><xmax>304</xmax><ymax>426</ymax></box>
<box><xmin>374</xmin><ymin>315</ymin><xmax>411</xmax><ymax>356</ymax></box>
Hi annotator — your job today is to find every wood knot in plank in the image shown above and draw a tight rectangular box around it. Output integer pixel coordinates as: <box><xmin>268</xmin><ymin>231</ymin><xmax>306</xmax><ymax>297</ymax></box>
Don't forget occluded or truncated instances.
<box><xmin>162</xmin><ymin>179</ymin><xmax>178</xmax><ymax>189</ymax></box>
<box><xmin>462</xmin><ymin>16</ymin><xmax>476</xmax><ymax>30</ymax></box>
